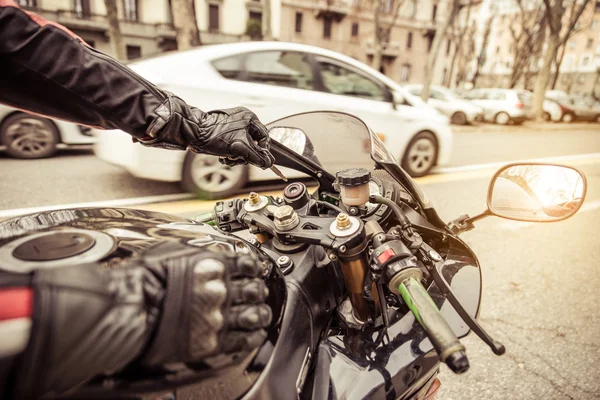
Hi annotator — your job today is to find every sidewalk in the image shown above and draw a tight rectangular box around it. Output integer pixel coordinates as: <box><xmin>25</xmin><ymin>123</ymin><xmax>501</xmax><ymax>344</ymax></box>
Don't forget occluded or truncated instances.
<box><xmin>452</xmin><ymin>121</ymin><xmax>599</xmax><ymax>133</ymax></box>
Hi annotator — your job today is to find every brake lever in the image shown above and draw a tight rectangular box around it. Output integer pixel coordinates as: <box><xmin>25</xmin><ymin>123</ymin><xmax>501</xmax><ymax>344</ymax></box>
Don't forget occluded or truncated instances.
<box><xmin>418</xmin><ymin>242</ymin><xmax>506</xmax><ymax>356</ymax></box>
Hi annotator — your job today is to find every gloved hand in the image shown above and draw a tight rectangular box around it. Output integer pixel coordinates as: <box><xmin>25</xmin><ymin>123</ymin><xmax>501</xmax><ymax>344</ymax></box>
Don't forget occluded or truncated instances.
<box><xmin>10</xmin><ymin>241</ymin><xmax>272</xmax><ymax>399</ymax></box>
<box><xmin>141</xmin><ymin>93</ymin><xmax>274</xmax><ymax>168</ymax></box>
<box><xmin>141</xmin><ymin>241</ymin><xmax>273</xmax><ymax>365</ymax></box>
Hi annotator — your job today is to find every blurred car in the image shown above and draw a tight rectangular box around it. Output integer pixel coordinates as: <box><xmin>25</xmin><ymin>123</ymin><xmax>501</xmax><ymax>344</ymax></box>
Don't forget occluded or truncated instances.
<box><xmin>542</xmin><ymin>98</ymin><xmax>571</xmax><ymax>122</ymax></box>
<box><xmin>0</xmin><ymin>104</ymin><xmax>95</xmax><ymax>159</ymax></box>
<box><xmin>95</xmin><ymin>42</ymin><xmax>453</xmax><ymax>197</ymax></box>
<box><xmin>404</xmin><ymin>84</ymin><xmax>483</xmax><ymax>125</ymax></box>
<box><xmin>462</xmin><ymin>88</ymin><xmax>532</xmax><ymax>125</ymax></box>
<box><xmin>560</xmin><ymin>96</ymin><xmax>600</xmax><ymax>123</ymax></box>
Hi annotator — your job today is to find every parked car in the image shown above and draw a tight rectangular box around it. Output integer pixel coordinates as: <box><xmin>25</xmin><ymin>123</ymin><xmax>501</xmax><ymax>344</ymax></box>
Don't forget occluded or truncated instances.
<box><xmin>95</xmin><ymin>42</ymin><xmax>453</xmax><ymax>197</ymax></box>
<box><xmin>0</xmin><ymin>104</ymin><xmax>95</xmax><ymax>159</ymax></box>
<box><xmin>560</xmin><ymin>96</ymin><xmax>600</xmax><ymax>123</ymax></box>
<box><xmin>404</xmin><ymin>84</ymin><xmax>483</xmax><ymax>125</ymax></box>
<box><xmin>462</xmin><ymin>88</ymin><xmax>532</xmax><ymax>125</ymax></box>
<box><xmin>518</xmin><ymin>91</ymin><xmax>569</xmax><ymax>122</ymax></box>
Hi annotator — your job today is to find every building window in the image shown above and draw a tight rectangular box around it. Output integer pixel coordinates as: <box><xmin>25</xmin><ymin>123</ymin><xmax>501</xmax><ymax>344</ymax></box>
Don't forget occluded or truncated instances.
<box><xmin>351</xmin><ymin>22</ymin><xmax>359</xmax><ymax>37</ymax></box>
<box><xmin>586</xmin><ymin>38</ymin><xmax>593</xmax><ymax>49</ymax></box>
<box><xmin>569</xmin><ymin>40</ymin><xmax>576</xmax><ymax>49</ymax></box>
<box><xmin>409</xmin><ymin>1</ymin><xmax>416</xmax><ymax>18</ymax></box>
<box><xmin>400</xmin><ymin>64</ymin><xmax>411</xmax><ymax>82</ymax></box>
<box><xmin>446</xmin><ymin>39</ymin><xmax>451</xmax><ymax>55</ymax></box>
<box><xmin>323</xmin><ymin>16</ymin><xmax>332</xmax><ymax>39</ymax></box>
<box><xmin>431</xmin><ymin>4</ymin><xmax>437</xmax><ymax>21</ymax></box>
<box><xmin>126</xmin><ymin>45</ymin><xmax>141</xmax><ymax>60</ymax></box>
<box><xmin>406</xmin><ymin>31</ymin><xmax>412</xmax><ymax>49</ymax></box>
<box><xmin>74</xmin><ymin>0</ymin><xmax>91</xmax><ymax>18</ymax></box>
<box><xmin>123</xmin><ymin>0</ymin><xmax>138</xmax><ymax>21</ymax></box>
<box><xmin>209</xmin><ymin>4</ymin><xmax>219</xmax><ymax>32</ymax></box>
<box><xmin>249</xmin><ymin>11</ymin><xmax>262</xmax><ymax>21</ymax></box>
<box><xmin>16</xmin><ymin>0</ymin><xmax>37</xmax><ymax>6</ymax></box>
<box><xmin>582</xmin><ymin>56</ymin><xmax>590</xmax><ymax>66</ymax></box>
<box><xmin>427</xmin><ymin>36</ymin><xmax>433</xmax><ymax>52</ymax></box>
<box><xmin>591</xmin><ymin>19</ymin><xmax>597</xmax><ymax>29</ymax></box>
<box><xmin>295</xmin><ymin>12</ymin><xmax>303</xmax><ymax>33</ymax></box>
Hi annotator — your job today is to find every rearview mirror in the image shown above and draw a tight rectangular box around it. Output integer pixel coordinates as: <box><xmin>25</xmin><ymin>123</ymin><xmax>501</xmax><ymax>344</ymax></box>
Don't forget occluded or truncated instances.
<box><xmin>269</xmin><ymin>127</ymin><xmax>307</xmax><ymax>155</ymax></box>
<box><xmin>488</xmin><ymin>163</ymin><xmax>586</xmax><ymax>222</ymax></box>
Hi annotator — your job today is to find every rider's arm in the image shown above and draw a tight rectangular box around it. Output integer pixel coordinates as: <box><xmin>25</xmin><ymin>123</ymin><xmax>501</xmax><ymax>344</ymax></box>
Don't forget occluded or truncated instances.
<box><xmin>0</xmin><ymin>242</ymin><xmax>271</xmax><ymax>399</ymax></box>
<box><xmin>0</xmin><ymin>1</ymin><xmax>273</xmax><ymax>167</ymax></box>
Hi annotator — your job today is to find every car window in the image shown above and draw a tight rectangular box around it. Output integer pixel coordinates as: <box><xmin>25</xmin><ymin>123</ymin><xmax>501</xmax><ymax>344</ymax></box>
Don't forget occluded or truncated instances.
<box><xmin>316</xmin><ymin>58</ymin><xmax>386</xmax><ymax>101</ymax></box>
<box><xmin>406</xmin><ymin>86</ymin><xmax>422</xmax><ymax>96</ymax></box>
<box><xmin>243</xmin><ymin>51</ymin><xmax>314</xmax><ymax>90</ymax></box>
<box><xmin>430</xmin><ymin>90</ymin><xmax>446</xmax><ymax>101</ymax></box>
<box><xmin>517</xmin><ymin>92</ymin><xmax>532</xmax><ymax>104</ymax></box>
<box><xmin>489</xmin><ymin>92</ymin><xmax>506</xmax><ymax>101</ymax></box>
<box><xmin>465</xmin><ymin>90</ymin><xmax>484</xmax><ymax>100</ymax></box>
<box><xmin>212</xmin><ymin>54</ymin><xmax>245</xmax><ymax>79</ymax></box>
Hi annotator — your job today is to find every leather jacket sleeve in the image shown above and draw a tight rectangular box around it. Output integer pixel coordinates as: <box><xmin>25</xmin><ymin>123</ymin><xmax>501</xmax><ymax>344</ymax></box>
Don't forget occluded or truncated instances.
<box><xmin>0</xmin><ymin>0</ymin><xmax>166</xmax><ymax>140</ymax></box>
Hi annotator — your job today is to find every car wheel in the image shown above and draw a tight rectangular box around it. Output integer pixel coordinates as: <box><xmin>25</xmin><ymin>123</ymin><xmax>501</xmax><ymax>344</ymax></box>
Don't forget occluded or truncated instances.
<box><xmin>450</xmin><ymin>111</ymin><xmax>468</xmax><ymax>125</ymax></box>
<box><xmin>542</xmin><ymin>112</ymin><xmax>551</xmax><ymax>122</ymax></box>
<box><xmin>562</xmin><ymin>112</ymin><xmax>574</xmax><ymax>123</ymax></box>
<box><xmin>401</xmin><ymin>131</ymin><xmax>438</xmax><ymax>178</ymax></box>
<box><xmin>0</xmin><ymin>114</ymin><xmax>59</xmax><ymax>159</ymax></box>
<box><xmin>181</xmin><ymin>152</ymin><xmax>248</xmax><ymax>199</ymax></box>
<box><xmin>494</xmin><ymin>111</ymin><xmax>510</xmax><ymax>125</ymax></box>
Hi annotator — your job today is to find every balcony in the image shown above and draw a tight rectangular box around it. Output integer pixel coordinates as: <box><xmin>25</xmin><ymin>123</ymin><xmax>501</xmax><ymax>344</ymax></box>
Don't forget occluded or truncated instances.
<box><xmin>314</xmin><ymin>0</ymin><xmax>353</xmax><ymax>21</ymax></box>
<box><xmin>56</xmin><ymin>10</ymin><xmax>109</xmax><ymax>33</ymax></box>
<box><xmin>365</xmin><ymin>40</ymin><xmax>401</xmax><ymax>58</ymax></box>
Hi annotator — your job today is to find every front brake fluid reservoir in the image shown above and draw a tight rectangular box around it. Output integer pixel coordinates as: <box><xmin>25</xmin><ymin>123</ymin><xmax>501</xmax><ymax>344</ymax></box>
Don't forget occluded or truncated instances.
<box><xmin>336</xmin><ymin>168</ymin><xmax>371</xmax><ymax>207</ymax></box>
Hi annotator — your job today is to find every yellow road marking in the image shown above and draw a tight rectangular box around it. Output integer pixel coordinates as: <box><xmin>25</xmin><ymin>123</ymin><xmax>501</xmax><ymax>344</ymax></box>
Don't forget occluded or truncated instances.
<box><xmin>132</xmin><ymin>156</ymin><xmax>600</xmax><ymax>216</ymax></box>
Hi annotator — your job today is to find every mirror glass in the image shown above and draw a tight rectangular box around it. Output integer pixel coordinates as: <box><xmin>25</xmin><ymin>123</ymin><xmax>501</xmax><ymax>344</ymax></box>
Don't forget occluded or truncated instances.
<box><xmin>489</xmin><ymin>164</ymin><xmax>585</xmax><ymax>222</ymax></box>
<box><xmin>269</xmin><ymin>127</ymin><xmax>307</xmax><ymax>155</ymax></box>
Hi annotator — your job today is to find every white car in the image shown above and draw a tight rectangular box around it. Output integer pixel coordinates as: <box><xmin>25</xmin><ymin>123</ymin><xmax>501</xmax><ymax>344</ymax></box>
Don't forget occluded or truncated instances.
<box><xmin>404</xmin><ymin>84</ymin><xmax>483</xmax><ymax>125</ymax></box>
<box><xmin>0</xmin><ymin>104</ymin><xmax>95</xmax><ymax>159</ymax></box>
<box><xmin>462</xmin><ymin>88</ymin><xmax>532</xmax><ymax>125</ymax></box>
<box><xmin>94</xmin><ymin>42</ymin><xmax>453</xmax><ymax>197</ymax></box>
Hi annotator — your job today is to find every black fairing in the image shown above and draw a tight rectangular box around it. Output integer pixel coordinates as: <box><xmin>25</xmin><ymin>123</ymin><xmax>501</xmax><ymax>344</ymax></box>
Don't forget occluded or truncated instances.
<box><xmin>0</xmin><ymin>207</ymin><xmax>481</xmax><ymax>400</ymax></box>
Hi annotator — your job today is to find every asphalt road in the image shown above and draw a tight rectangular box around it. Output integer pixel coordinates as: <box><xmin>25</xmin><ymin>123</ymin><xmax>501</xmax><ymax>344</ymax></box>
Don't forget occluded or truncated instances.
<box><xmin>429</xmin><ymin>161</ymin><xmax>600</xmax><ymax>400</ymax></box>
<box><xmin>0</xmin><ymin>123</ymin><xmax>599</xmax><ymax>399</ymax></box>
<box><xmin>1</xmin><ymin>123</ymin><xmax>599</xmax><ymax>210</ymax></box>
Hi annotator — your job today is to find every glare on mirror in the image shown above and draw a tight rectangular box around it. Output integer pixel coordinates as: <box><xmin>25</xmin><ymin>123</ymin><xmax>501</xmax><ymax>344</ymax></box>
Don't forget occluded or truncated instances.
<box><xmin>269</xmin><ymin>127</ymin><xmax>307</xmax><ymax>155</ymax></box>
<box><xmin>489</xmin><ymin>164</ymin><xmax>585</xmax><ymax>222</ymax></box>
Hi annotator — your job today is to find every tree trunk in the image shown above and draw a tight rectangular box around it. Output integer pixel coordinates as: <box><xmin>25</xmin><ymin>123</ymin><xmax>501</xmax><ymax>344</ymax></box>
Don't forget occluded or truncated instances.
<box><xmin>422</xmin><ymin>1</ymin><xmax>458</xmax><ymax>100</ymax></box>
<box><xmin>104</xmin><ymin>0</ymin><xmax>125</xmax><ymax>60</ymax></box>
<box><xmin>447</xmin><ymin>3</ymin><xmax>471</xmax><ymax>88</ymax></box>
<box><xmin>550</xmin><ymin>43</ymin><xmax>566</xmax><ymax>89</ymax></box>
<box><xmin>372</xmin><ymin>1</ymin><xmax>383</xmax><ymax>73</ymax></box>
<box><xmin>533</xmin><ymin>32</ymin><xmax>559</xmax><ymax>120</ymax></box>
<box><xmin>263</xmin><ymin>0</ymin><xmax>272</xmax><ymax>40</ymax></box>
<box><xmin>171</xmin><ymin>0</ymin><xmax>201</xmax><ymax>50</ymax></box>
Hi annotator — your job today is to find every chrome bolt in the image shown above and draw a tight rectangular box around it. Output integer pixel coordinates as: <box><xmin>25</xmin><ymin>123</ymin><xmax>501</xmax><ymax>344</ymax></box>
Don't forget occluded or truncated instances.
<box><xmin>277</xmin><ymin>255</ymin><xmax>290</xmax><ymax>265</ymax></box>
<box><xmin>339</xmin><ymin>245</ymin><xmax>347</xmax><ymax>253</ymax></box>
<box><xmin>329</xmin><ymin>253</ymin><xmax>338</xmax><ymax>261</ymax></box>
<box><xmin>349</xmin><ymin>207</ymin><xmax>359</xmax><ymax>215</ymax></box>
<box><xmin>274</xmin><ymin>205</ymin><xmax>300</xmax><ymax>231</ymax></box>
<box><xmin>428</xmin><ymin>250</ymin><xmax>442</xmax><ymax>262</ymax></box>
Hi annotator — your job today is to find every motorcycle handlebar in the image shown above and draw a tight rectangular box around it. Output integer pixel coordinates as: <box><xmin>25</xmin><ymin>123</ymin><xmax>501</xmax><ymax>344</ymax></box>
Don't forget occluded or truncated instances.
<box><xmin>398</xmin><ymin>277</ymin><xmax>470</xmax><ymax>374</ymax></box>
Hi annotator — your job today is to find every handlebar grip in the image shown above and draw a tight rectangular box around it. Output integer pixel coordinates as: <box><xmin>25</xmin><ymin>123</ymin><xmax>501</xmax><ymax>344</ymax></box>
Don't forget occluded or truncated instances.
<box><xmin>398</xmin><ymin>277</ymin><xmax>470</xmax><ymax>374</ymax></box>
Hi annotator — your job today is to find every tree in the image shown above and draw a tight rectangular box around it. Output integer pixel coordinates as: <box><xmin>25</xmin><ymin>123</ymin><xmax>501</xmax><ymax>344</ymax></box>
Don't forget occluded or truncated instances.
<box><xmin>358</xmin><ymin>0</ymin><xmax>411</xmax><ymax>73</ymax></box>
<box><xmin>104</xmin><ymin>0</ymin><xmax>125</xmax><ymax>60</ymax></box>
<box><xmin>470</xmin><ymin>14</ymin><xmax>493</xmax><ymax>88</ymax></box>
<box><xmin>453</xmin><ymin>22</ymin><xmax>476</xmax><ymax>87</ymax></box>
<box><xmin>263</xmin><ymin>0</ymin><xmax>272</xmax><ymax>40</ymax></box>
<box><xmin>549</xmin><ymin>2</ymin><xmax>594</xmax><ymax>89</ymax></box>
<box><xmin>506</xmin><ymin>0</ymin><xmax>545</xmax><ymax>88</ymax></box>
<box><xmin>171</xmin><ymin>0</ymin><xmax>201</xmax><ymax>50</ymax></box>
<box><xmin>421</xmin><ymin>0</ymin><xmax>462</xmax><ymax>101</ymax></box>
<box><xmin>532</xmin><ymin>0</ymin><xmax>591</xmax><ymax>120</ymax></box>
<box><xmin>445</xmin><ymin>0</ymin><xmax>474</xmax><ymax>88</ymax></box>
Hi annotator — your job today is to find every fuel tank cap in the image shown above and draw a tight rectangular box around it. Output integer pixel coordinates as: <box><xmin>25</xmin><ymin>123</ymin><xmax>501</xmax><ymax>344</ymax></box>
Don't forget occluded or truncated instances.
<box><xmin>13</xmin><ymin>231</ymin><xmax>96</xmax><ymax>261</ymax></box>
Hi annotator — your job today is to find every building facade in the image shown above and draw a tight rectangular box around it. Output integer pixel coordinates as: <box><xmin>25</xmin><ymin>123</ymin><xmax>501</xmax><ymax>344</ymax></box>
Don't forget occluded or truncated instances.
<box><xmin>472</xmin><ymin>0</ymin><xmax>600</xmax><ymax>96</ymax></box>
<box><xmin>15</xmin><ymin>0</ymin><xmax>455</xmax><ymax>86</ymax></box>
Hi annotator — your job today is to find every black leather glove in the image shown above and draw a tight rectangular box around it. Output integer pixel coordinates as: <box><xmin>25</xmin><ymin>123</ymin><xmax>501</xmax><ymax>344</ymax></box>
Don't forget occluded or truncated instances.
<box><xmin>141</xmin><ymin>94</ymin><xmax>275</xmax><ymax>168</ymax></box>
<box><xmin>140</xmin><ymin>241</ymin><xmax>273</xmax><ymax>366</ymax></box>
<box><xmin>9</xmin><ymin>241</ymin><xmax>271</xmax><ymax>399</ymax></box>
